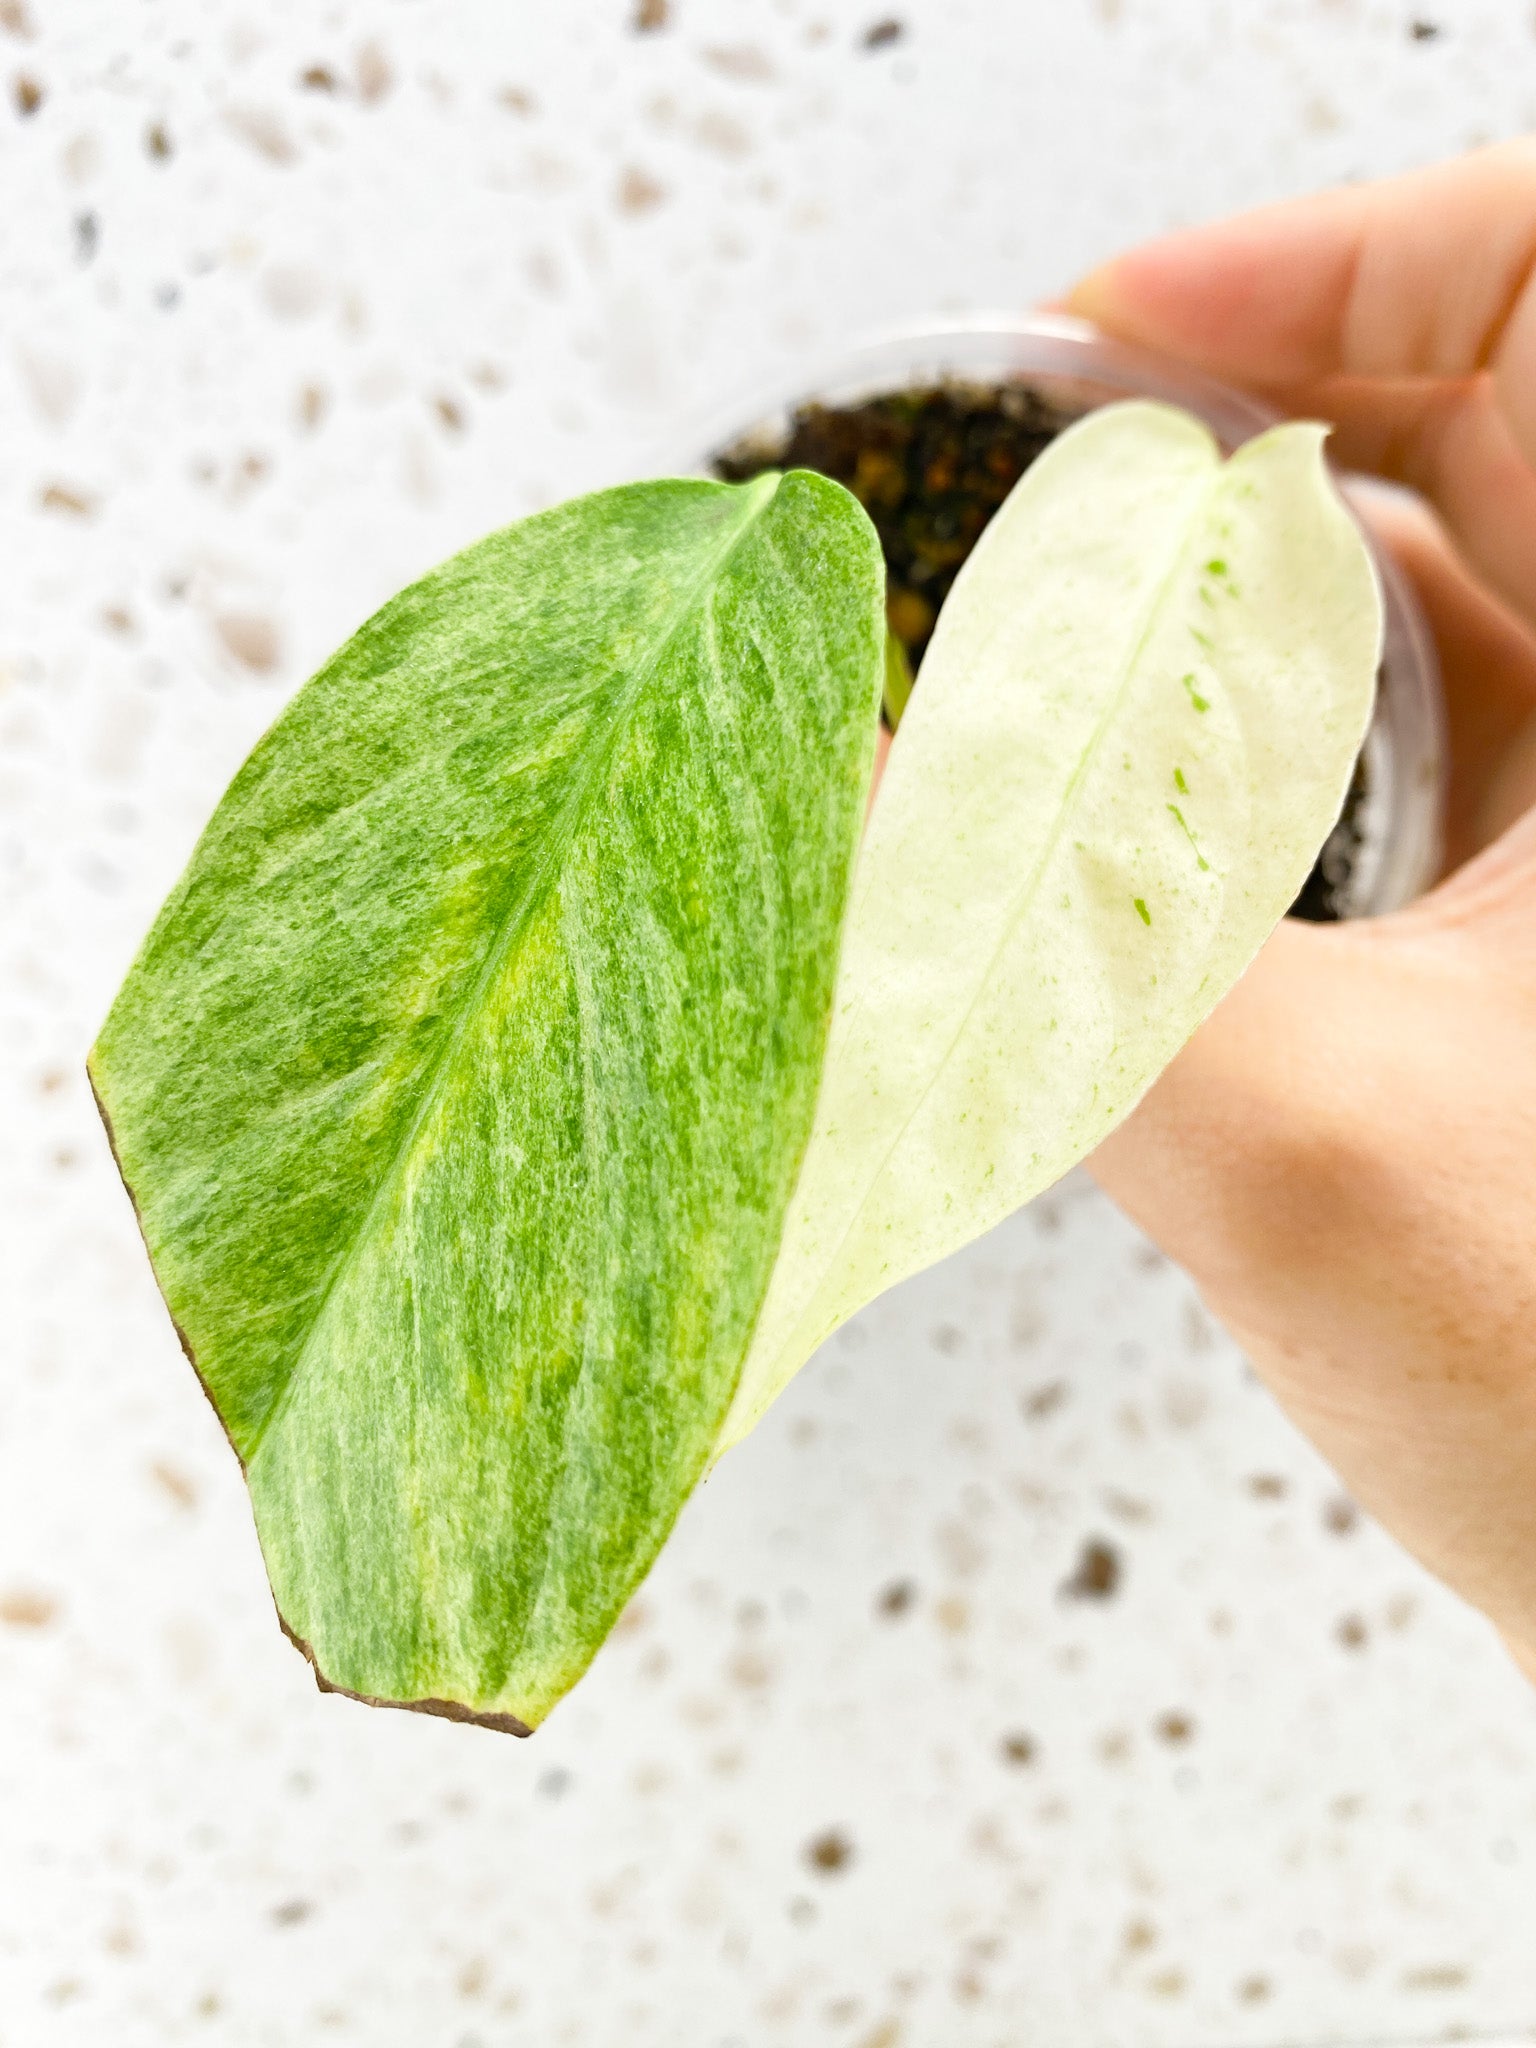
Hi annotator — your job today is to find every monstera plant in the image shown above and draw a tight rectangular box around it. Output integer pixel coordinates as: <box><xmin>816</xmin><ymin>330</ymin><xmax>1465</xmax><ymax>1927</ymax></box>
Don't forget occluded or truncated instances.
<box><xmin>91</xmin><ymin>403</ymin><xmax>1380</xmax><ymax>1733</ymax></box>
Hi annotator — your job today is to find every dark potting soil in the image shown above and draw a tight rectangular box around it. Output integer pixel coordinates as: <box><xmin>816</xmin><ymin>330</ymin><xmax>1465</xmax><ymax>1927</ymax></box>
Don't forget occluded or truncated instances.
<box><xmin>713</xmin><ymin>381</ymin><xmax>1369</xmax><ymax>922</ymax></box>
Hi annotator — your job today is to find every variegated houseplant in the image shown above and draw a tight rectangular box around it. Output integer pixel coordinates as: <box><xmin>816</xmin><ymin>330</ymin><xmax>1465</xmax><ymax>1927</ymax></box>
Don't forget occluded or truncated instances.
<box><xmin>91</xmin><ymin>403</ymin><xmax>1380</xmax><ymax>1733</ymax></box>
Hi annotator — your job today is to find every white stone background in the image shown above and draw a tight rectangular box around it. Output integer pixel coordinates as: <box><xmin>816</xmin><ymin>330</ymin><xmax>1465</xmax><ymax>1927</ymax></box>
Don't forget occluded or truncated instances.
<box><xmin>3</xmin><ymin>1</ymin><xmax>1536</xmax><ymax>2044</ymax></box>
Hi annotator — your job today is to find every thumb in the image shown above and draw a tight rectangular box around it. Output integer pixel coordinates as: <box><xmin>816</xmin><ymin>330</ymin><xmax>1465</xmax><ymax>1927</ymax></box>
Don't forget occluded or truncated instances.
<box><xmin>1083</xmin><ymin>912</ymin><xmax>1371</xmax><ymax>1305</ymax></box>
<box><xmin>1086</xmin><ymin>801</ymin><xmax>1536</xmax><ymax>1659</ymax></box>
<box><xmin>1087</xmin><ymin>784</ymin><xmax>1536</xmax><ymax>1339</ymax></box>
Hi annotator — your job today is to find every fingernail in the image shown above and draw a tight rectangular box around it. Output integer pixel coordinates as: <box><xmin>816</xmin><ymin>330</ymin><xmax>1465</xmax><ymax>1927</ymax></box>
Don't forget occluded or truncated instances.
<box><xmin>1064</xmin><ymin>262</ymin><xmax>1126</xmax><ymax>329</ymax></box>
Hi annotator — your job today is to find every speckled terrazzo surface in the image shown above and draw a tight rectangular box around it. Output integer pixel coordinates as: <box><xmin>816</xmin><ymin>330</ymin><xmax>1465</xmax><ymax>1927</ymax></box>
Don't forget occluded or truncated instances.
<box><xmin>3</xmin><ymin>3</ymin><xmax>1536</xmax><ymax>2044</ymax></box>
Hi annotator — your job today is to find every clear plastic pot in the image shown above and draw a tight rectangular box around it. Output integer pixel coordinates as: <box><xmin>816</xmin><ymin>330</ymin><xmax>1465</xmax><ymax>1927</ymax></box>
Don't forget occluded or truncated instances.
<box><xmin>678</xmin><ymin>313</ymin><xmax>1444</xmax><ymax>921</ymax></box>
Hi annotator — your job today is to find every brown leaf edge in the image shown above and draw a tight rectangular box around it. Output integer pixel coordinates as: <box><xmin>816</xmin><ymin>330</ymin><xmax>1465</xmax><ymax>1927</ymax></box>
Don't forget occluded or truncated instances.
<box><xmin>88</xmin><ymin>1063</ymin><xmax>533</xmax><ymax>1739</ymax></box>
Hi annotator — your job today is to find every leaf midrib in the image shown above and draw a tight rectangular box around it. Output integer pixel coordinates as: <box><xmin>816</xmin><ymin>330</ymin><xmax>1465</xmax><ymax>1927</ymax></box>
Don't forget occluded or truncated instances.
<box><xmin>245</xmin><ymin>472</ymin><xmax>784</xmax><ymax>1466</ymax></box>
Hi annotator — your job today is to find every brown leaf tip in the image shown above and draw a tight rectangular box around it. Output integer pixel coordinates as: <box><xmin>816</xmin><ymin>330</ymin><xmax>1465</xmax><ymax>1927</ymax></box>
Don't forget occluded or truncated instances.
<box><xmin>278</xmin><ymin>1613</ymin><xmax>532</xmax><ymax>1736</ymax></box>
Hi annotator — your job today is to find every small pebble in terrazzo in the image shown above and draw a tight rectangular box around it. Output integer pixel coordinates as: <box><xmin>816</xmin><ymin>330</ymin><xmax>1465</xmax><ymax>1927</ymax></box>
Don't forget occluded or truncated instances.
<box><xmin>0</xmin><ymin>1587</ymin><xmax>58</xmax><ymax>1627</ymax></box>
<box><xmin>1385</xmin><ymin>1591</ymin><xmax>1419</xmax><ymax>1630</ymax></box>
<box><xmin>537</xmin><ymin>1768</ymin><xmax>573</xmax><ymax>1799</ymax></box>
<box><xmin>145</xmin><ymin>120</ymin><xmax>172</xmax><ymax>160</ymax></box>
<box><xmin>224</xmin><ymin>106</ymin><xmax>297</xmax><ymax>165</ymax></box>
<box><xmin>1101</xmin><ymin>1488</ymin><xmax>1152</xmax><ymax>1524</ymax></box>
<box><xmin>1237</xmin><ymin>1974</ymin><xmax>1272</xmax><ymax>2003</ymax></box>
<box><xmin>860</xmin><ymin>18</ymin><xmax>904</xmax><ymax>50</ymax></box>
<box><xmin>1021</xmin><ymin>1379</ymin><xmax>1066</xmax><ymax>1420</ymax></box>
<box><xmin>1123</xmin><ymin>1917</ymin><xmax>1157</xmax><ymax>1953</ymax></box>
<box><xmin>805</xmin><ymin>1828</ymin><xmax>854</xmax><ymax>1874</ymax></box>
<box><xmin>1182</xmin><ymin>1296</ymin><xmax>1216</xmax><ymax>1350</ymax></box>
<box><xmin>999</xmin><ymin>1731</ymin><xmax>1036</xmax><ymax>1767</ymax></box>
<box><xmin>148</xmin><ymin>1460</ymin><xmax>197</xmax><ymax>1511</ymax></box>
<box><xmin>269</xmin><ymin>1899</ymin><xmax>313</xmax><ymax>1927</ymax></box>
<box><xmin>876</xmin><ymin>1578</ymin><xmax>916</xmax><ymax>1617</ymax></box>
<box><xmin>299</xmin><ymin>64</ymin><xmax>339</xmax><ymax>92</ymax></box>
<box><xmin>296</xmin><ymin>383</ymin><xmax>328</xmax><ymax>430</ymax></box>
<box><xmin>1336</xmin><ymin>1613</ymin><xmax>1369</xmax><ymax>1650</ymax></box>
<box><xmin>1009</xmin><ymin>1293</ymin><xmax>1044</xmax><ymax>1347</ymax></box>
<box><xmin>1060</xmin><ymin>1536</ymin><xmax>1121</xmax><ymax>1601</ymax></box>
<box><xmin>355</xmin><ymin>41</ymin><xmax>393</xmax><ymax>105</ymax></box>
<box><xmin>12</xmin><ymin>69</ymin><xmax>40</xmax><ymax>114</ymax></box>
<box><xmin>73</xmin><ymin>212</ymin><xmax>98</xmax><ymax>264</ymax></box>
<box><xmin>1</xmin><ymin>1</ymin><xmax>33</xmax><ymax>35</ymax></box>
<box><xmin>617</xmin><ymin>164</ymin><xmax>667</xmax><ymax>213</ymax></box>
<box><xmin>701</xmin><ymin>44</ymin><xmax>776</xmax><ymax>83</ymax></box>
<box><xmin>1409</xmin><ymin>16</ymin><xmax>1442</xmax><ymax>38</ymax></box>
<box><xmin>1154</xmin><ymin>1711</ymin><xmax>1195</xmax><ymax>1745</ymax></box>
<box><xmin>933</xmin><ymin>1594</ymin><xmax>969</xmax><ymax>1634</ymax></box>
<box><xmin>1248</xmin><ymin>1472</ymin><xmax>1288</xmax><ymax>1499</ymax></box>
<box><xmin>692</xmin><ymin>110</ymin><xmax>752</xmax><ymax>159</ymax></box>
<box><xmin>727</xmin><ymin>1648</ymin><xmax>771</xmax><ymax>1690</ymax></box>
<box><xmin>611</xmin><ymin>1595</ymin><xmax>652</xmax><ymax>1637</ymax></box>
<box><xmin>38</xmin><ymin>481</ymin><xmax>95</xmax><ymax>517</ymax></box>
<box><xmin>214</xmin><ymin>613</ymin><xmax>281</xmax><ymax>675</ymax></box>
<box><xmin>633</xmin><ymin>0</ymin><xmax>670</xmax><ymax>30</ymax></box>
<box><xmin>1402</xmin><ymin>1963</ymin><xmax>1469</xmax><ymax>1991</ymax></box>
<box><xmin>1323</xmin><ymin>1493</ymin><xmax>1359</xmax><ymax>1535</ymax></box>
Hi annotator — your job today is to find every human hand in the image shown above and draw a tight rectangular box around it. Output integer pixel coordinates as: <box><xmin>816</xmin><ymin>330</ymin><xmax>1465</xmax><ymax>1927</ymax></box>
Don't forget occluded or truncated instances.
<box><xmin>1066</xmin><ymin>142</ymin><xmax>1536</xmax><ymax>1682</ymax></box>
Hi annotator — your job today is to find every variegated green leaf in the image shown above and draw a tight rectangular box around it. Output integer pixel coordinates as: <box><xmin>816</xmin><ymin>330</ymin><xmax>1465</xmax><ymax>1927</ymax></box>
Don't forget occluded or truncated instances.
<box><xmin>91</xmin><ymin>472</ymin><xmax>884</xmax><ymax>1731</ymax></box>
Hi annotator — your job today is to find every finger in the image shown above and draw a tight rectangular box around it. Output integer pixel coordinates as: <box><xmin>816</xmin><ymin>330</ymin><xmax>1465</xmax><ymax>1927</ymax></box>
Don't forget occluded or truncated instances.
<box><xmin>1068</xmin><ymin>144</ymin><xmax>1536</xmax><ymax>621</ymax></box>
<box><xmin>1084</xmin><ymin>913</ymin><xmax>1362</xmax><ymax>1303</ymax></box>
<box><xmin>1266</xmin><ymin>372</ymin><xmax>1536</xmax><ymax>632</ymax></box>
<box><xmin>1349</xmin><ymin>483</ymin><xmax>1536</xmax><ymax>866</ymax></box>
<box><xmin>1069</xmin><ymin>142</ymin><xmax>1536</xmax><ymax>439</ymax></box>
<box><xmin>866</xmin><ymin>721</ymin><xmax>891</xmax><ymax>822</ymax></box>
